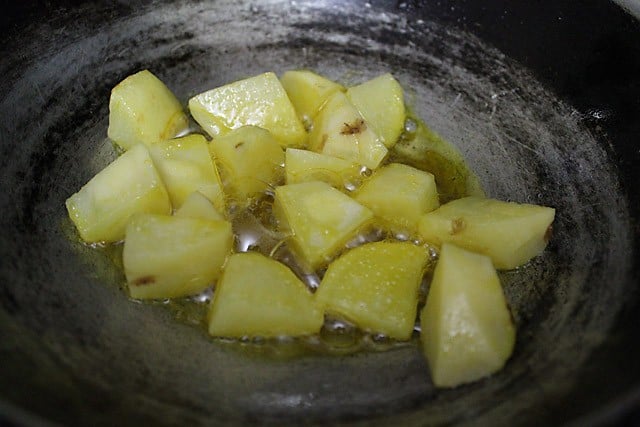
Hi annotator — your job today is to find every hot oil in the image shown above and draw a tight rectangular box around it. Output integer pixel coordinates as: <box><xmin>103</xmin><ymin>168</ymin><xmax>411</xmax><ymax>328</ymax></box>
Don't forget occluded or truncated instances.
<box><xmin>389</xmin><ymin>111</ymin><xmax>485</xmax><ymax>203</ymax></box>
<box><xmin>93</xmin><ymin>114</ymin><xmax>480</xmax><ymax>360</ymax></box>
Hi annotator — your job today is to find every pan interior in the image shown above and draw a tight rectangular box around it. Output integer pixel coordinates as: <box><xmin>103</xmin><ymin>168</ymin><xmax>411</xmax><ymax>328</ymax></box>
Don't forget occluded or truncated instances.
<box><xmin>0</xmin><ymin>1</ymin><xmax>632</xmax><ymax>425</ymax></box>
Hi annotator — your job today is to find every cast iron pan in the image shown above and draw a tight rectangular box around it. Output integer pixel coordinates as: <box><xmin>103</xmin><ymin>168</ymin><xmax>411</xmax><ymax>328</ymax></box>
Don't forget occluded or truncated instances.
<box><xmin>1</xmin><ymin>0</ymin><xmax>639</xmax><ymax>425</ymax></box>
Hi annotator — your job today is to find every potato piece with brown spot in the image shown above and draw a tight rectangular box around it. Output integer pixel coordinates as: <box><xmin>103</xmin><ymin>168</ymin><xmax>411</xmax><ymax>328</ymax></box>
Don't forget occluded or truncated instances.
<box><xmin>124</xmin><ymin>213</ymin><xmax>233</xmax><ymax>299</ymax></box>
<box><xmin>309</xmin><ymin>91</ymin><xmax>388</xmax><ymax>169</ymax></box>
<box><xmin>418</xmin><ymin>197</ymin><xmax>555</xmax><ymax>269</ymax></box>
<box><xmin>209</xmin><ymin>126</ymin><xmax>284</xmax><ymax>205</ymax></box>
<box><xmin>346</xmin><ymin>73</ymin><xmax>405</xmax><ymax>149</ymax></box>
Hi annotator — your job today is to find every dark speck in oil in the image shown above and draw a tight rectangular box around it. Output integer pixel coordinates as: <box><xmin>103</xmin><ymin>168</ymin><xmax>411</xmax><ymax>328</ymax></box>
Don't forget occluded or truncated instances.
<box><xmin>133</xmin><ymin>275</ymin><xmax>156</xmax><ymax>286</ymax></box>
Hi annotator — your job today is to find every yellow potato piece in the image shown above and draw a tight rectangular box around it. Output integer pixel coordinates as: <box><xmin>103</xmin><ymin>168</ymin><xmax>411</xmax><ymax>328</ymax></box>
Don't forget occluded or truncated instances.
<box><xmin>208</xmin><ymin>252</ymin><xmax>323</xmax><ymax>338</ymax></box>
<box><xmin>316</xmin><ymin>241</ymin><xmax>429</xmax><ymax>340</ymax></box>
<box><xmin>175</xmin><ymin>191</ymin><xmax>225</xmax><ymax>221</ymax></box>
<box><xmin>68</xmin><ymin>68</ymin><xmax>543</xmax><ymax>387</ymax></box>
<box><xmin>309</xmin><ymin>91</ymin><xmax>388</xmax><ymax>169</ymax></box>
<box><xmin>65</xmin><ymin>144</ymin><xmax>171</xmax><ymax>243</ymax></box>
<box><xmin>148</xmin><ymin>134</ymin><xmax>225</xmax><ymax>212</ymax></box>
<box><xmin>355</xmin><ymin>163</ymin><xmax>439</xmax><ymax>236</ymax></box>
<box><xmin>107</xmin><ymin>70</ymin><xmax>188</xmax><ymax>150</ymax></box>
<box><xmin>189</xmin><ymin>72</ymin><xmax>306</xmax><ymax>147</ymax></box>
<box><xmin>285</xmin><ymin>148</ymin><xmax>361</xmax><ymax>189</ymax></box>
<box><xmin>280</xmin><ymin>70</ymin><xmax>344</xmax><ymax>123</ymax></box>
<box><xmin>420</xmin><ymin>243</ymin><xmax>515</xmax><ymax>387</ymax></box>
<box><xmin>346</xmin><ymin>73</ymin><xmax>405</xmax><ymax>149</ymax></box>
<box><xmin>124</xmin><ymin>213</ymin><xmax>233</xmax><ymax>300</ymax></box>
<box><xmin>273</xmin><ymin>181</ymin><xmax>373</xmax><ymax>270</ymax></box>
<box><xmin>418</xmin><ymin>197</ymin><xmax>555</xmax><ymax>269</ymax></box>
<box><xmin>209</xmin><ymin>126</ymin><xmax>284</xmax><ymax>204</ymax></box>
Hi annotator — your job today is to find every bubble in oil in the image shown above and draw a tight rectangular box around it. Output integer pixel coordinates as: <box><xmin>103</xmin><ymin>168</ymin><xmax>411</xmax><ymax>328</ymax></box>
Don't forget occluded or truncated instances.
<box><xmin>404</xmin><ymin>118</ymin><xmax>418</xmax><ymax>133</ymax></box>
<box><xmin>344</xmin><ymin>180</ymin><xmax>358</xmax><ymax>192</ymax></box>
<box><xmin>343</xmin><ymin>171</ymin><xmax>366</xmax><ymax>192</ymax></box>
<box><xmin>345</xmin><ymin>227</ymin><xmax>385</xmax><ymax>249</ymax></box>
<box><xmin>360</xmin><ymin>166</ymin><xmax>373</xmax><ymax>177</ymax></box>
<box><xmin>427</xmin><ymin>245</ymin><xmax>439</xmax><ymax>261</ymax></box>
<box><xmin>236</xmin><ymin>226</ymin><xmax>260</xmax><ymax>252</ymax></box>
<box><xmin>263</xmin><ymin>188</ymin><xmax>276</xmax><ymax>199</ymax></box>
<box><xmin>394</xmin><ymin>232</ymin><xmax>410</xmax><ymax>241</ymax></box>
<box><xmin>320</xmin><ymin>317</ymin><xmax>364</xmax><ymax>351</ymax></box>
<box><xmin>191</xmin><ymin>287</ymin><xmax>213</xmax><ymax>304</ymax></box>
<box><xmin>269</xmin><ymin>241</ymin><xmax>321</xmax><ymax>292</ymax></box>
<box><xmin>300</xmin><ymin>273</ymin><xmax>321</xmax><ymax>291</ymax></box>
<box><xmin>418</xmin><ymin>274</ymin><xmax>432</xmax><ymax>304</ymax></box>
<box><xmin>232</xmin><ymin>206</ymin><xmax>287</xmax><ymax>255</ymax></box>
<box><xmin>366</xmin><ymin>332</ymin><xmax>399</xmax><ymax>352</ymax></box>
<box><xmin>302</xmin><ymin>116</ymin><xmax>314</xmax><ymax>132</ymax></box>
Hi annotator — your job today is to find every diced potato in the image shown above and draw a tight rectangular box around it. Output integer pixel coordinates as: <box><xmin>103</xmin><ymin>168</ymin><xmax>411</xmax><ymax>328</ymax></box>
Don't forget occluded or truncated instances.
<box><xmin>123</xmin><ymin>213</ymin><xmax>233</xmax><ymax>300</ymax></box>
<box><xmin>209</xmin><ymin>126</ymin><xmax>284</xmax><ymax>203</ymax></box>
<box><xmin>148</xmin><ymin>134</ymin><xmax>225</xmax><ymax>211</ymax></box>
<box><xmin>189</xmin><ymin>72</ymin><xmax>306</xmax><ymax>147</ymax></box>
<box><xmin>285</xmin><ymin>148</ymin><xmax>361</xmax><ymax>189</ymax></box>
<box><xmin>346</xmin><ymin>73</ymin><xmax>405</xmax><ymax>149</ymax></box>
<box><xmin>354</xmin><ymin>163</ymin><xmax>439</xmax><ymax>236</ymax></box>
<box><xmin>420</xmin><ymin>243</ymin><xmax>515</xmax><ymax>387</ymax></box>
<box><xmin>418</xmin><ymin>197</ymin><xmax>555</xmax><ymax>269</ymax></box>
<box><xmin>107</xmin><ymin>70</ymin><xmax>188</xmax><ymax>150</ymax></box>
<box><xmin>175</xmin><ymin>191</ymin><xmax>225</xmax><ymax>221</ymax></box>
<box><xmin>280</xmin><ymin>70</ymin><xmax>344</xmax><ymax>123</ymax></box>
<box><xmin>316</xmin><ymin>241</ymin><xmax>428</xmax><ymax>340</ymax></box>
<box><xmin>207</xmin><ymin>252</ymin><xmax>323</xmax><ymax>338</ymax></box>
<box><xmin>66</xmin><ymin>144</ymin><xmax>171</xmax><ymax>243</ymax></box>
<box><xmin>309</xmin><ymin>91</ymin><xmax>388</xmax><ymax>169</ymax></box>
<box><xmin>273</xmin><ymin>181</ymin><xmax>373</xmax><ymax>269</ymax></box>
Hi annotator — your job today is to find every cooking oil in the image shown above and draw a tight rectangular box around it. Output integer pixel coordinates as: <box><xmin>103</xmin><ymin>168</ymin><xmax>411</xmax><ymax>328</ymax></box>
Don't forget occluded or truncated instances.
<box><xmin>92</xmin><ymin>111</ymin><xmax>481</xmax><ymax>359</ymax></box>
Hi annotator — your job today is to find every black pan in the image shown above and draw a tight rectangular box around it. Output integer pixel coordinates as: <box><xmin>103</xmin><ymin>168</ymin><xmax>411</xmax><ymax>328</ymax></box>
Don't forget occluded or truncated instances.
<box><xmin>1</xmin><ymin>1</ymin><xmax>639</xmax><ymax>425</ymax></box>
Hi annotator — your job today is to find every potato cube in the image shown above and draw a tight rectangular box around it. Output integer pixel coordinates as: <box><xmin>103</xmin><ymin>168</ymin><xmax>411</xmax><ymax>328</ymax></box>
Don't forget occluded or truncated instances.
<box><xmin>123</xmin><ymin>213</ymin><xmax>233</xmax><ymax>299</ymax></box>
<box><xmin>418</xmin><ymin>197</ymin><xmax>555</xmax><ymax>269</ymax></box>
<box><xmin>273</xmin><ymin>181</ymin><xmax>373</xmax><ymax>269</ymax></box>
<box><xmin>346</xmin><ymin>73</ymin><xmax>405</xmax><ymax>148</ymax></box>
<box><xmin>189</xmin><ymin>72</ymin><xmax>306</xmax><ymax>147</ymax></box>
<box><xmin>207</xmin><ymin>252</ymin><xmax>323</xmax><ymax>338</ymax></box>
<box><xmin>148</xmin><ymin>134</ymin><xmax>225</xmax><ymax>211</ymax></box>
<box><xmin>316</xmin><ymin>241</ymin><xmax>428</xmax><ymax>340</ymax></box>
<box><xmin>107</xmin><ymin>70</ymin><xmax>188</xmax><ymax>150</ymax></box>
<box><xmin>285</xmin><ymin>148</ymin><xmax>361</xmax><ymax>190</ymax></box>
<box><xmin>175</xmin><ymin>191</ymin><xmax>225</xmax><ymax>221</ymax></box>
<box><xmin>309</xmin><ymin>91</ymin><xmax>388</xmax><ymax>169</ymax></box>
<box><xmin>280</xmin><ymin>70</ymin><xmax>344</xmax><ymax>123</ymax></box>
<box><xmin>66</xmin><ymin>144</ymin><xmax>171</xmax><ymax>243</ymax></box>
<box><xmin>420</xmin><ymin>243</ymin><xmax>516</xmax><ymax>387</ymax></box>
<box><xmin>355</xmin><ymin>163</ymin><xmax>439</xmax><ymax>236</ymax></box>
<box><xmin>209</xmin><ymin>126</ymin><xmax>284</xmax><ymax>203</ymax></box>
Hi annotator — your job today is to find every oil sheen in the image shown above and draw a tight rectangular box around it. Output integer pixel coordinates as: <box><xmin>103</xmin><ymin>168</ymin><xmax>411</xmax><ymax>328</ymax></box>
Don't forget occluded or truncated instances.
<box><xmin>98</xmin><ymin>115</ymin><xmax>481</xmax><ymax>359</ymax></box>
